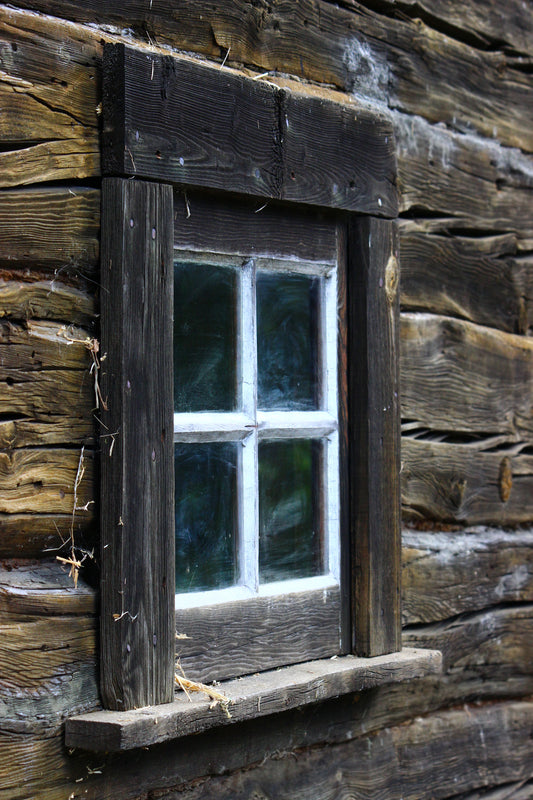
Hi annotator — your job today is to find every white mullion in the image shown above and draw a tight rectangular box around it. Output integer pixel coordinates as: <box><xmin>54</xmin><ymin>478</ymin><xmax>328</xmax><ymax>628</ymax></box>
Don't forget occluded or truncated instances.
<box><xmin>238</xmin><ymin>260</ymin><xmax>258</xmax><ymax>592</ymax></box>
<box><xmin>173</xmin><ymin>412</ymin><xmax>253</xmax><ymax>442</ymax></box>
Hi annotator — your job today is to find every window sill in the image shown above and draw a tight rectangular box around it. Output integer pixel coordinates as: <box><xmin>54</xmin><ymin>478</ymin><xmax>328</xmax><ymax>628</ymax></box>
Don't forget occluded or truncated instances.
<box><xmin>65</xmin><ymin>648</ymin><xmax>441</xmax><ymax>752</ymax></box>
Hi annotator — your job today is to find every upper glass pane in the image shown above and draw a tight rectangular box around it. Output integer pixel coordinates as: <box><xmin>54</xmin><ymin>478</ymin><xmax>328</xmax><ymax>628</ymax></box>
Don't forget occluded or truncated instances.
<box><xmin>175</xmin><ymin>441</ymin><xmax>238</xmax><ymax>593</ymax></box>
<box><xmin>257</xmin><ymin>272</ymin><xmax>319</xmax><ymax>410</ymax></box>
<box><xmin>259</xmin><ymin>438</ymin><xmax>323</xmax><ymax>583</ymax></box>
<box><xmin>174</xmin><ymin>262</ymin><xmax>237</xmax><ymax>412</ymax></box>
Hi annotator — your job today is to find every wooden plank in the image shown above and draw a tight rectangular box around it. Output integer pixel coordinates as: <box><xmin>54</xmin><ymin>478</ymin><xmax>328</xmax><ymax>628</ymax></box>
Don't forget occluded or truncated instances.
<box><xmin>102</xmin><ymin>43</ymin><xmax>398</xmax><ymax>215</ymax></box>
<box><xmin>11</xmin><ymin>1</ymin><xmax>533</xmax><ymax>151</ymax></box>
<box><xmin>0</xmin><ymin>8</ymin><xmax>101</xmax><ymax>186</ymax></box>
<box><xmin>382</xmin><ymin>0</ymin><xmax>533</xmax><ymax>57</ymax></box>
<box><xmin>0</xmin><ymin>187</ymin><xmax>99</xmax><ymax>275</ymax></box>
<box><xmin>401</xmin><ymin>438</ymin><xmax>533</xmax><ymax>525</ymax></box>
<box><xmin>399</xmin><ymin>228</ymin><xmax>529</xmax><ymax>334</ymax></box>
<box><xmin>348</xmin><ymin>216</ymin><xmax>401</xmax><ymax>655</ymax></box>
<box><xmin>65</xmin><ymin>648</ymin><xmax>441</xmax><ymax>751</ymax></box>
<box><xmin>402</xmin><ymin>528</ymin><xmax>533</xmax><ymax>624</ymax></box>
<box><xmin>175</xmin><ymin>588</ymin><xmax>342</xmax><ymax>684</ymax></box>
<box><xmin>99</xmin><ymin>178</ymin><xmax>175</xmax><ymax>710</ymax></box>
<box><xmin>401</xmin><ymin>313</ymin><xmax>533</xmax><ymax>439</ymax></box>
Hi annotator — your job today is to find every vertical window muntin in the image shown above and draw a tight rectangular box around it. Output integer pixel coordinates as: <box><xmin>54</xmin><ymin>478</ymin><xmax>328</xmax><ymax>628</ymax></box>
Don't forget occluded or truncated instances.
<box><xmin>173</xmin><ymin>252</ymin><xmax>339</xmax><ymax>609</ymax></box>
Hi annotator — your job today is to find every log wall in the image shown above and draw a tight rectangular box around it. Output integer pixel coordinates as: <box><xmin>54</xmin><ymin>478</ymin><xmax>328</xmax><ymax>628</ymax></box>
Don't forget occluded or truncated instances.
<box><xmin>0</xmin><ymin>1</ymin><xmax>532</xmax><ymax>798</ymax></box>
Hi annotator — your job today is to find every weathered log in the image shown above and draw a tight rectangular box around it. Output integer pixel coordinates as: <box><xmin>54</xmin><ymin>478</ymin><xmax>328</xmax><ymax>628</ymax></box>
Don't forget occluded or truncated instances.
<box><xmin>0</xmin><ymin>448</ymin><xmax>94</xmax><ymax>515</ymax></box>
<box><xmin>401</xmin><ymin>438</ymin><xmax>533</xmax><ymax>525</ymax></box>
<box><xmin>0</xmin><ymin>7</ymin><xmax>100</xmax><ymax>186</ymax></box>
<box><xmin>402</xmin><ymin>528</ymin><xmax>533</xmax><ymax>624</ymax></box>
<box><xmin>399</xmin><ymin>227</ymin><xmax>530</xmax><ymax>334</ymax></box>
<box><xmin>0</xmin><ymin>513</ymin><xmax>94</xmax><ymax>558</ymax></box>
<box><xmin>400</xmin><ymin>313</ymin><xmax>533</xmax><ymax>439</ymax></box>
<box><xmin>395</xmin><ymin>113</ymin><xmax>533</xmax><ymax>235</ymax></box>
<box><xmin>0</xmin><ymin>187</ymin><xmax>99</xmax><ymax>275</ymax></box>
<box><xmin>0</xmin><ymin>276</ymin><xmax>95</xmax><ymax>325</ymax></box>
<box><xmin>6</xmin><ymin>1</ymin><xmax>533</xmax><ymax>152</ymax></box>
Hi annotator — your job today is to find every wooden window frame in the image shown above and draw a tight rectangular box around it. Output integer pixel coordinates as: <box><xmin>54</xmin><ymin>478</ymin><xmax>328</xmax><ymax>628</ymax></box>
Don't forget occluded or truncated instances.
<box><xmin>97</xmin><ymin>42</ymin><xmax>403</xmax><ymax>713</ymax></box>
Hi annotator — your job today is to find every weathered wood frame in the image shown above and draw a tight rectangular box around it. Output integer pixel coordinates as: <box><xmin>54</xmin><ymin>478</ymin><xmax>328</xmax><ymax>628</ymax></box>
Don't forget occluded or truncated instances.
<box><xmin>99</xmin><ymin>42</ymin><xmax>400</xmax><ymax>711</ymax></box>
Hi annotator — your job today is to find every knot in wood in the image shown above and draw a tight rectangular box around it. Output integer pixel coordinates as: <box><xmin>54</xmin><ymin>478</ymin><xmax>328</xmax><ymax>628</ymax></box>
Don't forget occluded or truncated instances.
<box><xmin>385</xmin><ymin>254</ymin><xmax>398</xmax><ymax>306</ymax></box>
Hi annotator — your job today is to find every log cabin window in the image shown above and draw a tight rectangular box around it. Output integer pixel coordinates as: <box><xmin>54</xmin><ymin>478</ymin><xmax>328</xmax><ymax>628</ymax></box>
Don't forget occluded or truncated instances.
<box><xmin>65</xmin><ymin>42</ymin><xmax>444</xmax><ymax>741</ymax></box>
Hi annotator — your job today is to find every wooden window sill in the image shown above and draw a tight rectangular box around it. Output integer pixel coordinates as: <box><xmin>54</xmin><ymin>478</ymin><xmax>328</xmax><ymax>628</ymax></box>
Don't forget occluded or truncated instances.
<box><xmin>65</xmin><ymin>648</ymin><xmax>441</xmax><ymax>752</ymax></box>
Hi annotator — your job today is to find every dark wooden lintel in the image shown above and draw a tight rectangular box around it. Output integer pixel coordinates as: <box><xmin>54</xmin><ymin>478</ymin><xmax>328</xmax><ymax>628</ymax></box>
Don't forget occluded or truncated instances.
<box><xmin>102</xmin><ymin>43</ymin><xmax>398</xmax><ymax>217</ymax></box>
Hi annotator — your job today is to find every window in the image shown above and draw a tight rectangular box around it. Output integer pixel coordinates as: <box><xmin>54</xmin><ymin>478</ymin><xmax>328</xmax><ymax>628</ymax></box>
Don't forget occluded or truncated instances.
<box><xmin>88</xmin><ymin>42</ymin><xmax>416</xmax><ymax>720</ymax></box>
<box><xmin>170</xmin><ymin>195</ymin><xmax>347</xmax><ymax>683</ymax></box>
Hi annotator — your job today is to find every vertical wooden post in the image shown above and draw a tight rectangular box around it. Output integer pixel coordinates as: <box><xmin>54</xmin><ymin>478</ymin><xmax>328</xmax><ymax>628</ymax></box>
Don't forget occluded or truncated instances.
<box><xmin>348</xmin><ymin>216</ymin><xmax>401</xmax><ymax>656</ymax></box>
<box><xmin>100</xmin><ymin>178</ymin><xmax>175</xmax><ymax>710</ymax></box>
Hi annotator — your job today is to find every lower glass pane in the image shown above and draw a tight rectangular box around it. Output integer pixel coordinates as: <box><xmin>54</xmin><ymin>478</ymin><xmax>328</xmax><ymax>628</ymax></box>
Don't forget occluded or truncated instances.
<box><xmin>175</xmin><ymin>442</ymin><xmax>238</xmax><ymax>593</ymax></box>
<box><xmin>259</xmin><ymin>439</ymin><xmax>323</xmax><ymax>583</ymax></box>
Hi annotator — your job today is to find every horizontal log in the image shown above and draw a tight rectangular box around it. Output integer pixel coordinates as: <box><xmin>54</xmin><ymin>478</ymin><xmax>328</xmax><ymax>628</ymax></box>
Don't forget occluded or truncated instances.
<box><xmin>0</xmin><ymin>319</ymin><xmax>95</xmax><ymax>447</ymax></box>
<box><xmin>381</xmin><ymin>0</ymin><xmax>533</xmax><ymax>57</ymax></box>
<box><xmin>401</xmin><ymin>313</ymin><xmax>533</xmax><ymax>439</ymax></box>
<box><xmin>401</xmin><ymin>438</ymin><xmax>533</xmax><ymax>525</ymax></box>
<box><xmin>0</xmin><ymin>7</ymin><xmax>101</xmax><ymax>185</ymax></box>
<box><xmin>0</xmin><ymin>448</ymin><xmax>94</xmax><ymax>514</ymax></box>
<box><xmin>0</xmin><ymin>276</ymin><xmax>95</xmax><ymax>325</ymax></box>
<box><xmin>70</xmin><ymin>701</ymin><xmax>533</xmax><ymax>800</ymax></box>
<box><xmin>0</xmin><ymin>187</ymin><xmax>99</xmax><ymax>274</ymax></box>
<box><xmin>399</xmin><ymin>228</ymin><xmax>530</xmax><ymax>334</ymax></box>
<box><xmin>395</xmin><ymin>113</ymin><xmax>533</xmax><ymax>236</ymax></box>
<box><xmin>0</xmin><ymin>560</ymin><xmax>96</xmax><ymax>619</ymax></box>
<box><xmin>402</xmin><ymin>528</ymin><xmax>533</xmax><ymax>624</ymax></box>
<box><xmin>0</xmin><ymin>513</ymin><xmax>94</xmax><ymax>558</ymax></box>
<box><xmin>8</xmin><ymin>1</ymin><xmax>533</xmax><ymax>152</ymax></box>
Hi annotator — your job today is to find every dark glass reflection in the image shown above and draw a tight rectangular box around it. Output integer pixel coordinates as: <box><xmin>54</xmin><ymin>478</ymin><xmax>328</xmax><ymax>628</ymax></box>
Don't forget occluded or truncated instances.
<box><xmin>175</xmin><ymin>442</ymin><xmax>237</xmax><ymax>593</ymax></box>
<box><xmin>257</xmin><ymin>272</ymin><xmax>319</xmax><ymax>410</ymax></box>
<box><xmin>259</xmin><ymin>439</ymin><xmax>323</xmax><ymax>583</ymax></box>
<box><xmin>174</xmin><ymin>262</ymin><xmax>237</xmax><ymax>412</ymax></box>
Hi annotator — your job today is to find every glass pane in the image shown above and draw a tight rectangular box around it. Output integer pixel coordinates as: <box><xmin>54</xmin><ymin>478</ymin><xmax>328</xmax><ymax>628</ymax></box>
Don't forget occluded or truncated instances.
<box><xmin>257</xmin><ymin>272</ymin><xmax>319</xmax><ymax>410</ymax></box>
<box><xmin>174</xmin><ymin>262</ymin><xmax>237</xmax><ymax>412</ymax></box>
<box><xmin>175</xmin><ymin>442</ymin><xmax>238</xmax><ymax>593</ymax></box>
<box><xmin>259</xmin><ymin>439</ymin><xmax>323</xmax><ymax>583</ymax></box>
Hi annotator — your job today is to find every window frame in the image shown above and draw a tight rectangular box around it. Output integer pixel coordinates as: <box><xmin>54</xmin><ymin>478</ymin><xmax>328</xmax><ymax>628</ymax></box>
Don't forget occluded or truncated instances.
<box><xmin>97</xmin><ymin>42</ymin><xmax>401</xmax><ymax>712</ymax></box>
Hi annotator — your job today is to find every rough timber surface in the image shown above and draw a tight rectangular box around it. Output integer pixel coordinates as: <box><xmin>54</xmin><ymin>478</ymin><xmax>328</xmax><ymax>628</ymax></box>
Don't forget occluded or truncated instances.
<box><xmin>102</xmin><ymin>43</ymin><xmax>397</xmax><ymax>215</ymax></box>
<box><xmin>9</xmin><ymin>1</ymin><xmax>533</xmax><ymax>152</ymax></box>
<box><xmin>66</xmin><ymin>648</ymin><xmax>441</xmax><ymax>751</ymax></box>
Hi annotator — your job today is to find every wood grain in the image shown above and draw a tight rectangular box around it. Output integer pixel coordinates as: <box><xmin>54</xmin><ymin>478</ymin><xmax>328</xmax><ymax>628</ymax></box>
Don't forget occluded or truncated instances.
<box><xmin>399</xmin><ymin>227</ymin><xmax>530</xmax><ymax>334</ymax></box>
<box><xmin>0</xmin><ymin>512</ymin><xmax>94</xmax><ymax>558</ymax></box>
<box><xmin>175</xmin><ymin>588</ymin><xmax>342</xmax><ymax>684</ymax></box>
<box><xmin>66</xmin><ymin>648</ymin><xmax>441</xmax><ymax>751</ymax></box>
<box><xmin>102</xmin><ymin>43</ymin><xmax>397</xmax><ymax>215</ymax></box>
<box><xmin>348</xmin><ymin>216</ymin><xmax>401</xmax><ymax>656</ymax></box>
<box><xmin>0</xmin><ymin>448</ymin><xmax>93</xmax><ymax>515</ymax></box>
<box><xmin>402</xmin><ymin>528</ymin><xmax>533</xmax><ymax>624</ymax></box>
<box><xmin>0</xmin><ymin>276</ymin><xmax>95</xmax><ymax>325</ymax></box>
<box><xmin>401</xmin><ymin>438</ymin><xmax>533</xmax><ymax>525</ymax></box>
<box><xmin>400</xmin><ymin>313</ymin><xmax>533</xmax><ymax>439</ymax></box>
<box><xmin>9</xmin><ymin>1</ymin><xmax>533</xmax><ymax>151</ymax></box>
<box><xmin>100</xmin><ymin>178</ymin><xmax>175</xmax><ymax>710</ymax></box>
<box><xmin>0</xmin><ymin>7</ymin><xmax>101</xmax><ymax>186</ymax></box>
<box><xmin>0</xmin><ymin>187</ymin><xmax>99</xmax><ymax>275</ymax></box>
